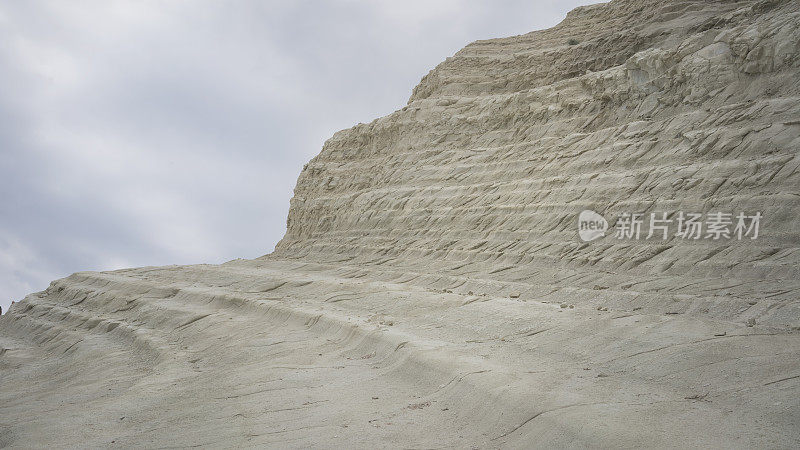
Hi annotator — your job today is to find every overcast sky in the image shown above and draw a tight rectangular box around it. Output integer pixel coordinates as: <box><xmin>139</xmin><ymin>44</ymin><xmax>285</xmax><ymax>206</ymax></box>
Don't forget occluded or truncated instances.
<box><xmin>0</xmin><ymin>0</ymin><xmax>599</xmax><ymax>313</ymax></box>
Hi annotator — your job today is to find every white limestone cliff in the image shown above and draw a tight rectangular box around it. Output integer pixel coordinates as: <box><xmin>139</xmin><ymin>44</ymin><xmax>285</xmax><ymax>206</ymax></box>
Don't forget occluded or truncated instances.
<box><xmin>1</xmin><ymin>1</ymin><xmax>799</xmax><ymax>447</ymax></box>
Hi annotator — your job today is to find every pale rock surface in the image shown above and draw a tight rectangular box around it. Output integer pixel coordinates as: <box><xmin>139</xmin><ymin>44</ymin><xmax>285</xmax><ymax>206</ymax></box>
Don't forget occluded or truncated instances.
<box><xmin>2</xmin><ymin>0</ymin><xmax>799</xmax><ymax>448</ymax></box>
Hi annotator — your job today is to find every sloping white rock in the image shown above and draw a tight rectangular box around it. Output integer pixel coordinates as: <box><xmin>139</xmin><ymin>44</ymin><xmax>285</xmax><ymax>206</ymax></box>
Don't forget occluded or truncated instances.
<box><xmin>1</xmin><ymin>0</ymin><xmax>799</xmax><ymax>447</ymax></box>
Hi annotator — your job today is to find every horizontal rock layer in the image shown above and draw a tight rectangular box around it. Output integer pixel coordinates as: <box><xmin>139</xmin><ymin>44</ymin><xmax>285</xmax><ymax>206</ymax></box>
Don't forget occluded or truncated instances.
<box><xmin>2</xmin><ymin>0</ymin><xmax>799</xmax><ymax>447</ymax></box>
<box><xmin>278</xmin><ymin>0</ymin><xmax>800</xmax><ymax>329</ymax></box>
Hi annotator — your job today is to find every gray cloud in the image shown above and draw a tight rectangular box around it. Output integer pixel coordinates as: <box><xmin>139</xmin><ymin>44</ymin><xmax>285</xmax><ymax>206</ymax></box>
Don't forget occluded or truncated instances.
<box><xmin>0</xmin><ymin>0</ymin><xmax>599</xmax><ymax>312</ymax></box>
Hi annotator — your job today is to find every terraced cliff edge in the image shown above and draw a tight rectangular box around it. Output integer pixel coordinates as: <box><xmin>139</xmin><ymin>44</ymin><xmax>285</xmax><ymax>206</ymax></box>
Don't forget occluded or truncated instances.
<box><xmin>2</xmin><ymin>0</ymin><xmax>799</xmax><ymax>448</ymax></box>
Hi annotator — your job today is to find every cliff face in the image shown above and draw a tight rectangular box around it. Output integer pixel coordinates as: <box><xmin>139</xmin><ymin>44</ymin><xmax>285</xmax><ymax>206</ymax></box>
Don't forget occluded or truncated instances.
<box><xmin>277</xmin><ymin>0</ymin><xmax>800</xmax><ymax>328</ymax></box>
<box><xmin>1</xmin><ymin>1</ymin><xmax>799</xmax><ymax>448</ymax></box>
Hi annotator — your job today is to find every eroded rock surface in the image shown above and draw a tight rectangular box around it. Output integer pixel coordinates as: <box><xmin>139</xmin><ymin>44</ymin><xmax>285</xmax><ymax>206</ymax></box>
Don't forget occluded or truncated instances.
<box><xmin>2</xmin><ymin>0</ymin><xmax>799</xmax><ymax>447</ymax></box>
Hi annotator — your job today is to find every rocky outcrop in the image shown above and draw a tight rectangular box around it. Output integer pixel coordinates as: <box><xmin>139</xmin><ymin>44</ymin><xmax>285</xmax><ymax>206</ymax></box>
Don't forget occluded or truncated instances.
<box><xmin>2</xmin><ymin>1</ymin><xmax>799</xmax><ymax>447</ymax></box>
<box><xmin>278</xmin><ymin>0</ymin><xmax>800</xmax><ymax>329</ymax></box>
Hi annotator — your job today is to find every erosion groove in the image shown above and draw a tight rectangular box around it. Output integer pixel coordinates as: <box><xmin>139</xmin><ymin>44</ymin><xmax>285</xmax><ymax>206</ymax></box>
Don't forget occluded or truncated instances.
<box><xmin>2</xmin><ymin>0</ymin><xmax>800</xmax><ymax>447</ymax></box>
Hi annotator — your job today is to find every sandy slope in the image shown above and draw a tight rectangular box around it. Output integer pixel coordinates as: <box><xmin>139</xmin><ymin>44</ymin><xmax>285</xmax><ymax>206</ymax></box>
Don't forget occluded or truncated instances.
<box><xmin>2</xmin><ymin>0</ymin><xmax>800</xmax><ymax>448</ymax></box>
<box><xmin>1</xmin><ymin>260</ymin><xmax>798</xmax><ymax>447</ymax></box>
